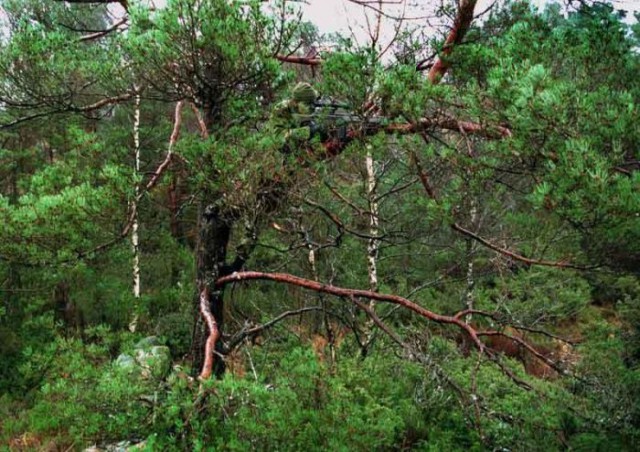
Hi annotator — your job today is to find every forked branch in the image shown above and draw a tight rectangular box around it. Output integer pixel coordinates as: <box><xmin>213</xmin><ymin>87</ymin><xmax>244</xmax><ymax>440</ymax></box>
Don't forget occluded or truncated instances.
<box><xmin>427</xmin><ymin>0</ymin><xmax>478</xmax><ymax>83</ymax></box>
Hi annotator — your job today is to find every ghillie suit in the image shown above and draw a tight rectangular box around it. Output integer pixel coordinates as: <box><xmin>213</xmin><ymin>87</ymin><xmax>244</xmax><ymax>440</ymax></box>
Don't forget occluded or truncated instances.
<box><xmin>270</xmin><ymin>82</ymin><xmax>374</xmax><ymax>159</ymax></box>
<box><xmin>270</xmin><ymin>82</ymin><xmax>320</xmax><ymax>155</ymax></box>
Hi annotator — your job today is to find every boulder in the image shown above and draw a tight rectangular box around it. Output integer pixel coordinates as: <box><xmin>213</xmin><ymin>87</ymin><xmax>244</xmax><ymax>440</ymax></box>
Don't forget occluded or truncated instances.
<box><xmin>135</xmin><ymin>345</ymin><xmax>171</xmax><ymax>380</ymax></box>
<box><xmin>115</xmin><ymin>354</ymin><xmax>139</xmax><ymax>374</ymax></box>
<box><xmin>134</xmin><ymin>336</ymin><xmax>161</xmax><ymax>350</ymax></box>
<box><xmin>83</xmin><ymin>440</ymin><xmax>146</xmax><ymax>451</ymax></box>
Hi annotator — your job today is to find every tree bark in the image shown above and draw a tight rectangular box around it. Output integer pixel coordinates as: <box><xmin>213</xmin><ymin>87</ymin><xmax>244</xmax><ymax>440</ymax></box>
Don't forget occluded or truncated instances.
<box><xmin>216</xmin><ymin>271</ymin><xmax>485</xmax><ymax>352</ymax></box>
<box><xmin>193</xmin><ymin>201</ymin><xmax>232</xmax><ymax>378</ymax></box>
<box><xmin>427</xmin><ymin>0</ymin><xmax>478</xmax><ymax>84</ymax></box>
<box><xmin>129</xmin><ymin>90</ymin><xmax>141</xmax><ymax>333</ymax></box>
<box><xmin>361</xmin><ymin>147</ymin><xmax>380</xmax><ymax>356</ymax></box>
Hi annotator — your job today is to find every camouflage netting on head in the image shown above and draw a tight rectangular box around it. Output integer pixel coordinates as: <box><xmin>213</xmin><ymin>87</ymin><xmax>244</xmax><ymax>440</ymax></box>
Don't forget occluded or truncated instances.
<box><xmin>291</xmin><ymin>82</ymin><xmax>317</xmax><ymax>105</ymax></box>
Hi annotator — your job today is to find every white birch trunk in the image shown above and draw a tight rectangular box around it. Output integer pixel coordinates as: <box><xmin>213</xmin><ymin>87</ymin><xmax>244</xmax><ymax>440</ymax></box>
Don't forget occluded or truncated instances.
<box><xmin>465</xmin><ymin>203</ymin><xmax>477</xmax><ymax>325</ymax></box>
<box><xmin>129</xmin><ymin>91</ymin><xmax>141</xmax><ymax>333</ymax></box>
<box><xmin>363</xmin><ymin>146</ymin><xmax>380</xmax><ymax>352</ymax></box>
<box><xmin>365</xmin><ymin>148</ymin><xmax>380</xmax><ymax>293</ymax></box>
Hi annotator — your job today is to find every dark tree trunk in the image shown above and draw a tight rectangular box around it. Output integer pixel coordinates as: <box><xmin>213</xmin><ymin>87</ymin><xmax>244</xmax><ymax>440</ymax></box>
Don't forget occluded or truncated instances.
<box><xmin>192</xmin><ymin>199</ymin><xmax>233</xmax><ymax>377</ymax></box>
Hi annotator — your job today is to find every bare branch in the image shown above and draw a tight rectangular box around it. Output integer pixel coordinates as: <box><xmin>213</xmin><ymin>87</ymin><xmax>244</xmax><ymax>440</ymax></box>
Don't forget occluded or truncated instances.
<box><xmin>453</xmin><ymin>309</ymin><xmax>579</xmax><ymax>345</ymax></box>
<box><xmin>478</xmin><ymin>330</ymin><xmax>566</xmax><ymax>376</ymax></box>
<box><xmin>76</xmin><ymin>101</ymin><xmax>184</xmax><ymax>260</ymax></box>
<box><xmin>216</xmin><ymin>271</ymin><xmax>485</xmax><ymax>352</ymax></box>
<box><xmin>77</xmin><ymin>17</ymin><xmax>128</xmax><ymax>42</ymax></box>
<box><xmin>189</xmin><ymin>102</ymin><xmax>210</xmax><ymax>139</ymax></box>
<box><xmin>225</xmin><ymin>307</ymin><xmax>324</xmax><ymax>352</ymax></box>
<box><xmin>304</xmin><ymin>198</ymin><xmax>386</xmax><ymax>241</ymax></box>
<box><xmin>451</xmin><ymin>223</ymin><xmax>597</xmax><ymax>270</ymax></box>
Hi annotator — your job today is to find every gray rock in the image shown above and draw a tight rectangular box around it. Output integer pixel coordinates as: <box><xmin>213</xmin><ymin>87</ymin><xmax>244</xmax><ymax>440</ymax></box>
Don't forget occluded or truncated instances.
<box><xmin>115</xmin><ymin>354</ymin><xmax>137</xmax><ymax>371</ymax></box>
<box><xmin>135</xmin><ymin>345</ymin><xmax>171</xmax><ymax>379</ymax></box>
<box><xmin>83</xmin><ymin>440</ymin><xmax>147</xmax><ymax>451</ymax></box>
<box><xmin>134</xmin><ymin>336</ymin><xmax>161</xmax><ymax>350</ymax></box>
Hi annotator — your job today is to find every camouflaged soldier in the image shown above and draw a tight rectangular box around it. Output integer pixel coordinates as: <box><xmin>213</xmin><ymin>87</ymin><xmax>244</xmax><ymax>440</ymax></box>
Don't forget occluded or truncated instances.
<box><xmin>271</xmin><ymin>82</ymin><xmax>320</xmax><ymax>152</ymax></box>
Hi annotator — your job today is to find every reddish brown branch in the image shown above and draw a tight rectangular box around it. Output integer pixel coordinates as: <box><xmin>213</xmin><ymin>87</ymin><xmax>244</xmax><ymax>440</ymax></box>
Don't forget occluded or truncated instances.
<box><xmin>427</xmin><ymin>0</ymin><xmax>478</xmax><ymax>84</ymax></box>
<box><xmin>76</xmin><ymin>92</ymin><xmax>135</xmax><ymax>112</ymax></box>
<box><xmin>198</xmin><ymin>286</ymin><xmax>220</xmax><ymax>380</ymax></box>
<box><xmin>387</xmin><ymin>116</ymin><xmax>511</xmax><ymax>139</ymax></box>
<box><xmin>144</xmin><ymin>101</ymin><xmax>184</xmax><ymax>192</ymax></box>
<box><xmin>276</xmin><ymin>55</ymin><xmax>323</xmax><ymax>66</ymax></box>
<box><xmin>410</xmin><ymin>150</ymin><xmax>438</xmax><ymax>201</ymax></box>
<box><xmin>216</xmin><ymin>271</ymin><xmax>484</xmax><ymax>352</ymax></box>
<box><xmin>189</xmin><ymin>103</ymin><xmax>209</xmax><ymax>139</ymax></box>
<box><xmin>76</xmin><ymin>101</ymin><xmax>185</xmax><ymax>260</ymax></box>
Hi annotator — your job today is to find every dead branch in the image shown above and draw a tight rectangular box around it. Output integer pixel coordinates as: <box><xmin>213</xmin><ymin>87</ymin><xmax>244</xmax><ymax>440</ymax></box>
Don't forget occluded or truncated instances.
<box><xmin>76</xmin><ymin>101</ymin><xmax>185</xmax><ymax>260</ymax></box>
<box><xmin>224</xmin><ymin>306</ymin><xmax>324</xmax><ymax>353</ymax></box>
<box><xmin>409</xmin><ymin>153</ymin><xmax>594</xmax><ymax>271</ymax></box>
<box><xmin>352</xmin><ymin>296</ymin><xmax>406</xmax><ymax>349</ymax></box>
<box><xmin>304</xmin><ymin>198</ymin><xmax>386</xmax><ymax>241</ymax></box>
<box><xmin>409</xmin><ymin>150</ymin><xmax>439</xmax><ymax>200</ymax></box>
<box><xmin>477</xmin><ymin>330</ymin><xmax>567</xmax><ymax>377</ymax></box>
<box><xmin>1</xmin><ymin>92</ymin><xmax>135</xmax><ymax>129</ymax></box>
<box><xmin>189</xmin><ymin>103</ymin><xmax>210</xmax><ymax>139</ymax></box>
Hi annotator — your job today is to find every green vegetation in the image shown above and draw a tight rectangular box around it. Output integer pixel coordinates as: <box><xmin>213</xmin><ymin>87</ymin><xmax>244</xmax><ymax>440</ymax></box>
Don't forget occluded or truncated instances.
<box><xmin>0</xmin><ymin>0</ymin><xmax>638</xmax><ymax>450</ymax></box>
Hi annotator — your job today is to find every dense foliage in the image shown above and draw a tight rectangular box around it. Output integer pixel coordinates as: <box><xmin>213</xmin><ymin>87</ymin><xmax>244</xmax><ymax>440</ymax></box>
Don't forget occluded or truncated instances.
<box><xmin>0</xmin><ymin>0</ymin><xmax>638</xmax><ymax>450</ymax></box>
